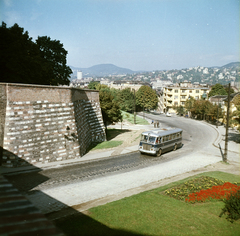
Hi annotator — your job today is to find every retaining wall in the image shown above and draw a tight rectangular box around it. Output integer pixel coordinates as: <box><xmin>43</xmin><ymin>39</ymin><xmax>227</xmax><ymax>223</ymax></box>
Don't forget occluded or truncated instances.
<box><xmin>0</xmin><ymin>83</ymin><xmax>106</xmax><ymax>167</ymax></box>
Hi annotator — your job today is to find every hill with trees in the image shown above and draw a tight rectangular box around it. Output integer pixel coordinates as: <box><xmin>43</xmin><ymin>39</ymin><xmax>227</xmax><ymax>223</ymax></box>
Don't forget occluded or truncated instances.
<box><xmin>70</xmin><ymin>64</ymin><xmax>135</xmax><ymax>78</ymax></box>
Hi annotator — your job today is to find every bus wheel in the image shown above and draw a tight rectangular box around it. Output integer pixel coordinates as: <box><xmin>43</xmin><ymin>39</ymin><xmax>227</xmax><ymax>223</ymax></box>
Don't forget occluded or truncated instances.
<box><xmin>173</xmin><ymin>144</ymin><xmax>177</xmax><ymax>151</ymax></box>
<box><xmin>157</xmin><ymin>149</ymin><xmax>162</xmax><ymax>157</ymax></box>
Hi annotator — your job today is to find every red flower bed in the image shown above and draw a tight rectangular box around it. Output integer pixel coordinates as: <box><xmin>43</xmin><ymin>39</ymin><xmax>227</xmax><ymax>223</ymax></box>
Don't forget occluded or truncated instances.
<box><xmin>186</xmin><ymin>182</ymin><xmax>240</xmax><ymax>203</ymax></box>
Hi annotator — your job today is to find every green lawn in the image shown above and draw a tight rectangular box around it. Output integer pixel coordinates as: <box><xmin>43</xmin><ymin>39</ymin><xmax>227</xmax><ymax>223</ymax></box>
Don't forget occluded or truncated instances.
<box><xmin>54</xmin><ymin>171</ymin><xmax>240</xmax><ymax>236</ymax></box>
<box><xmin>121</xmin><ymin>111</ymin><xmax>149</xmax><ymax>125</ymax></box>
<box><xmin>90</xmin><ymin>140</ymin><xmax>123</xmax><ymax>150</ymax></box>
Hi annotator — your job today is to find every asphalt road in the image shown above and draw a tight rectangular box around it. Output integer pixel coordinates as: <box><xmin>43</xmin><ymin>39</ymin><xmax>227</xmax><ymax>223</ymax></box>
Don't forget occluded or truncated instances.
<box><xmin>5</xmin><ymin>114</ymin><xmax>217</xmax><ymax>194</ymax></box>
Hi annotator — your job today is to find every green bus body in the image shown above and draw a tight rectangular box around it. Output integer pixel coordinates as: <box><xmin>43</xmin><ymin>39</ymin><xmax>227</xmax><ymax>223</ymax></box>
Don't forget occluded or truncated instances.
<box><xmin>138</xmin><ymin>127</ymin><xmax>183</xmax><ymax>156</ymax></box>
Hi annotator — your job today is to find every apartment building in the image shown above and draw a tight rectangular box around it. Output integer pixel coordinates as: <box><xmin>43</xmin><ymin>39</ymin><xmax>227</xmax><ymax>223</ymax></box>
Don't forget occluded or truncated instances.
<box><xmin>163</xmin><ymin>82</ymin><xmax>209</xmax><ymax>113</ymax></box>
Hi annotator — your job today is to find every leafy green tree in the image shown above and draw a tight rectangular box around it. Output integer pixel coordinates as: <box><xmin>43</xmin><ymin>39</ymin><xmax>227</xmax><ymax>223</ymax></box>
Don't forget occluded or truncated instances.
<box><xmin>136</xmin><ymin>85</ymin><xmax>158</xmax><ymax>111</ymax></box>
<box><xmin>36</xmin><ymin>36</ymin><xmax>72</xmax><ymax>85</ymax></box>
<box><xmin>185</xmin><ymin>96</ymin><xmax>195</xmax><ymax>117</ymax></box>
<box><xmin>173</xmin><ymin>105</ymin><xmax>185</xmax><ymax>115</ymax></box>
<box><xmin>95</xmin><ymin>84</ymin><xmax>108</xmax><ymax>91</ymax></box>
<box><xmin>208</xmin><ymin>83</ymin><xmax>227</xmax><ymax>97</ymax></box>
<box><xmin>99</xmin><ymin>88</ymin><xmax>122</xmax><ymax>131</ymax></box>
<box><xmin>224</xmin><ymin>85</ymin><xmax>234</xmax><ymax>95</ymax></box>
<box><xmin>0</xmin><ymin>22</ymin><xmax>72</xmax><ymax>85</ymax></box>
<box><xmin>117</xmin><ymin>88</ymin><xmax>134</xmax><ymax>112</ymax></box>
<box><xmin>0</xmin><ymin>22</ymin><xmax>43</xmax><ymax>84</ymax></box>
<box><xmin>88</xmin><ymin>81</ymin><xmax>100</xmax><ymax>90</ymax></box>
<box><xmin>191</xmin><ymin>100</ymin><xmax>215</xmax><ymax>120</ymax></box>
<box><xmin>230</xmin><ymin>94</ymin><xmax>240</xmax><ymax>131</ymax></box>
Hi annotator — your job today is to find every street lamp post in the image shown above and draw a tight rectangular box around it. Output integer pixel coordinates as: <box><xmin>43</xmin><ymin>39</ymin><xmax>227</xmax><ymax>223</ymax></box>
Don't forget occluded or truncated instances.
<box><xmin>187</xmin><ymin>95</ymin><xmax>191</xmax><ymax>118</ymax></box>
<box><xmin>202</xmin><ymin>92</ymin><xmax>207</xmax><ymax>120</ymax></box>
<box><xmin>224</xmin><ymin>83</ymin><xmax>230</xmax><ymax>163</ymax></box>
<box><xmin>133</xmin><ymin>89</ymin><xmax>136</xmax><ymax>124</ymax></box>
<box><xmin>216</xmin><ymin>96</ymin><xmax>220</xmax><ymax>128</ymax></box>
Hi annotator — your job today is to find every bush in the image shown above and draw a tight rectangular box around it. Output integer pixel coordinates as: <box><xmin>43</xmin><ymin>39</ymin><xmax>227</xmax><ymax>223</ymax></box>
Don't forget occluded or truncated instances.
<box><xmin>219</xmin><ymin>189</ymin><xmax>240</xmax><ymax>223</ymax></box>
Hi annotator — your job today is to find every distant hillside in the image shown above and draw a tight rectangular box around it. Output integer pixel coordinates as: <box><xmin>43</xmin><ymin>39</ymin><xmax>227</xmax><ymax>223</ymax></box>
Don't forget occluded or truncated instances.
<box><xmin>221</xmin><ymin>62</ymin><xmax>240</xmax><ymax>69</ymax></box>
<box><xmin>70</xmin><ymin>64</ymin><xmax>134</xmax><ymax>77</ymax></box>
<box><xmin>69</xmin><ymin>62</ymin><xmax>239</xmax><ymax>80</ymax></box>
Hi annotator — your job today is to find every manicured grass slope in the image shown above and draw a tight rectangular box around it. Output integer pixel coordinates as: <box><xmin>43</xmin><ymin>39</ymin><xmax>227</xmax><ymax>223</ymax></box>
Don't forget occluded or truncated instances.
<box><xmin>121</xmin><ymin>111</ymin><xmax>149</xmax><ymax>125</ymax></box>
<box><xmin>54</xmin><ymin>172</ymin><xmax>240</xmax><ymax>236</ymax></box>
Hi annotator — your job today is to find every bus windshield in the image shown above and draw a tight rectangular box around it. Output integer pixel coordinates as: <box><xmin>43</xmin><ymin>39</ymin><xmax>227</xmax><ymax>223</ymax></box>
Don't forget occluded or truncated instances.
<box><xmin>141</xmin><ymin>135</ymin><xmax>157</xmax><ymax>143</ymax></box>
<box><xmin>148</xmin><ymin>136</ymin><xmax>156</xmax><ymax>143</ymax></box>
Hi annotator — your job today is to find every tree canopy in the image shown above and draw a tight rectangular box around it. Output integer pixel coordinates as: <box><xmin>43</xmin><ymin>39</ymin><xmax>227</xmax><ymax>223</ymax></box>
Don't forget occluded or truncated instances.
<box><xmin>88</xmin><ymin>81</ymin><xmax>100</xmax><ymax>90</ymax></box>
<box><xmin>230</xmin><ymin>94</ymin><xmax>240</xmax><ymax>131</ymax></box>
<box><xmin>135</xmin><ymin>85</ymin><xmax>158</xmax><ymax>110</ymax></box>
<box><xmin>116</xmin><ymin>88</ymin><xmax>135</xmax><ymax>113</ymax></box>
<box><xmin>99</xmin><ymin>88</ymin><xmax>122</xmax><ymax>128</ymax></box>
<box><xmin>0</xmin><ymin>22</ymin><xmax>72</xmax><ymax>85</ymax></box>
<box><xmin>208</xmin><ymin>83</ymin><xmax>227</xmax><ymax>97</ymax></box>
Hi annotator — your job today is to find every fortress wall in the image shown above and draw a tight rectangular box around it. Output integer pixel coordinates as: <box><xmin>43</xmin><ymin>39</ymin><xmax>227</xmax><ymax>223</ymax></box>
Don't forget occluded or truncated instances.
<box><xmin>0</xmin><ymin>83</ymin><xmax>106</xmax><ymax>167</ymax></box>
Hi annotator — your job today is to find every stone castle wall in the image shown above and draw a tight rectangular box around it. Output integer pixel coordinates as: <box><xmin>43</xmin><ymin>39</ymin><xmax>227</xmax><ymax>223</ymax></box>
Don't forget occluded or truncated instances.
<box><xmin>0</xmin><ymin>83</ymin><xmax>106</xmax><ymax>167</ymax></box>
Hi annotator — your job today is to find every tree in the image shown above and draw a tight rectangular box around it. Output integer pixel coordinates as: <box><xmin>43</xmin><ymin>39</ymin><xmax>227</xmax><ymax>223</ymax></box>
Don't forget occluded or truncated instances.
<box><xmin>185</xmin><ymin>96</ymin><xmax>195</xmax><ymax>117</ymax></box>
<box><xmin>0</xmin><ymin>22</ymin><xmax>42</xmax><ymax>84</ymax></box>
<box><xmin>135</xmin><ymin>85</ymin><xmax>158</xmax><ymax>111</ymax></box>
<box><xmin>208</xmin><ymin>83</ymin><xmax>227</xmax><ymax>97</ymax></box>
<box><xmin>36</xmin><ymin>36</ymin><xmax>72</xmax><ymax>85</ymax></box>
<box><xmin>230</xmin><ymin>94</ymin><xmax>240</xmax><ymax>131</ymax></box>
<box><xmin>0</xmin><ymin>22</ymin><xmax>72</xmax><ymax>85</ymax></box>
<box><xmin>224</xmin><ymin>85</ymin><xmax>234</xmax><ymax>95</ymax></box>
<box><xmin>173</xmin><ymin>105</ymin><xmax>185</xmax><ymax>116</ymax></box>
<box><xmin>99</xmin><ymin>88</ymin><xmax>122</xmax><ymax>130</ymax></box>
<box><xmin>191</xmin><ymin>100</ymin><xmax>214</xmax><ymax>120</ymax></box>
<box><xmin>88</xmin><ymin>81</ymin><xmax>100</xmax><ymax>90</ymax></box>
<box><xmin>116</xmin><ymin>88</ymin><xmax>134</xmax><ymax>112</ymax></box>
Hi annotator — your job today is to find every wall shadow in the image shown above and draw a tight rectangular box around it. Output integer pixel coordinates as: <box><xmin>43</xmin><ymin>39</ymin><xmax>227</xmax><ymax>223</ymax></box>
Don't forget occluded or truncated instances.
<box><xmin>70</xmin><ymin>88</ymin><xmax>106</xmax><ymax>157</ymax></box>
<box><xmin>2</xmin><ymin>157</ymin><xmax>144</xmax><ymax>236</ymax></box>
<box><xmin>106</xmin><ymin>128</ymin><xmax>131</xmax><ymax>141</ymax></box>
<box><xmin>53</xmin><ymin>211</ymin><xmax>143</xmax><ymax>236</ymax></box>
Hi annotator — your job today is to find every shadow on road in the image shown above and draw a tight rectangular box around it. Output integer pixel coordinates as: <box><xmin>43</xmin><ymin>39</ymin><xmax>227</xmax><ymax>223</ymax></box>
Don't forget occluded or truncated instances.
<box><xmin>2</xmin><ymin>158</ymin><xmax>144</xmax><ymax>236</ymax></box>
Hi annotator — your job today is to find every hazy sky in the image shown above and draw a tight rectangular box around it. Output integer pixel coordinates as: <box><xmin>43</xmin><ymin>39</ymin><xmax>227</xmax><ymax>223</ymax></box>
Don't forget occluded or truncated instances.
<box><xmin>1</xmin><ymin>0</ymin><xmax>239</xmax><ymax>71</ymax></box>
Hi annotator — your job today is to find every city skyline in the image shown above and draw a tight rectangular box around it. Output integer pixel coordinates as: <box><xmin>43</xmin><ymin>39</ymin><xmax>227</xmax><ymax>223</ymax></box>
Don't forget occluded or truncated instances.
<box><xmin>1</xmin><ymin>0</ymin><xmax>239</xmax><ymax>71</ymax></box>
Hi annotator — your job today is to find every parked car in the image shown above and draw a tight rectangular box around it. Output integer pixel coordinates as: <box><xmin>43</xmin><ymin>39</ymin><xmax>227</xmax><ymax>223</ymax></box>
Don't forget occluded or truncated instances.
<box><xmin>166</xmin><ymin>112</ymin><xmax>171</xmax><ymax>117</ymax></box>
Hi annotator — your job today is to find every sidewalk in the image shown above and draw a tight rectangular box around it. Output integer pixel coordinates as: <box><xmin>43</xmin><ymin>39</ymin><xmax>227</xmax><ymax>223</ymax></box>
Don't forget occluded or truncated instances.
<box><xmin>1</xmin><ymin>119</ymin><xmax>239</xmax><ymax>175</ymax></box>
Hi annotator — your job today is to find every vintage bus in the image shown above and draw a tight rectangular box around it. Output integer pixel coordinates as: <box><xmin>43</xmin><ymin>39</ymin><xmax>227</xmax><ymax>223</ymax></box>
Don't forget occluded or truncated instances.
<box><xmin>138</xmin><ymin>127</ymin><xmax>183</xmax><ymax>156</ymax></box>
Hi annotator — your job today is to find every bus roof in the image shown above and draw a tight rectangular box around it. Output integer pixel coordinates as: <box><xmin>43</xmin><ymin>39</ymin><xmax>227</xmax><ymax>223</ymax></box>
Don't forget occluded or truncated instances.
<box><xmin>141</xmin><ymin>127</ymin><xmax>183</xmax><ymax>137</ymax></box>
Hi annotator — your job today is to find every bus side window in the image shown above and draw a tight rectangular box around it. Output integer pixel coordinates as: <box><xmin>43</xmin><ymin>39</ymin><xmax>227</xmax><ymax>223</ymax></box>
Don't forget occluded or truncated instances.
<box><xmin>156</xmin><ymin>137</ymin><xmax>161</xmax><ymax>143</ymax></box>
<box><xmin>169</xmin><ymin>135</ymin><xmax>172</xmax><ymax>140</ymax></box>
<box><xmin>165</xmin><ymin>135</ymin><xmax>169</xmax><ymax>141</ymax></box>
<box><xmin>172</xmin><ymin>134</ymin><xmax>175</xmax><ymax>139</ymax></box>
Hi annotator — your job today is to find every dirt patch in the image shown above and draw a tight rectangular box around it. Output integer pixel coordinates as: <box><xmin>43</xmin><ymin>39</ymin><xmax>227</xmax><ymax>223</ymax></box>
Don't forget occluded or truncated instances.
<box><xmin>88</xmin><ymin>121</ymin><xmax>149</xmax><ymax>156</ymax></box>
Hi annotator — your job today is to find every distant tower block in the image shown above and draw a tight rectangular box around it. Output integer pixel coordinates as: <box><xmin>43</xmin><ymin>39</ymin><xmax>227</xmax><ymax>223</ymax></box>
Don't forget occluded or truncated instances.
<box><xmin>77</xmin><ymin>71</ymin><xmax>82</xmax><ymax>80</ymax></box>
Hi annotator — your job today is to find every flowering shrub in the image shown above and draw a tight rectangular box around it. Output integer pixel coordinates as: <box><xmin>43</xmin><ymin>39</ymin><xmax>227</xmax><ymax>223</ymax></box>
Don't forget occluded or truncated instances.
<box><xmin>185</xmin><ymin>182</ymin><xmax>240</xmax><ymax>203</ymax></box>
<box><xmin>164</xmin><ymin>176</ymin><xmax>227</xmax><ymax>201</ymax></box>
